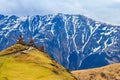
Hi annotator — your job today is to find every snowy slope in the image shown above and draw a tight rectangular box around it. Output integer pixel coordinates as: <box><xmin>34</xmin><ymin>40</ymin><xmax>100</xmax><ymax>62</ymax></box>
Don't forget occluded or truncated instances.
<box><xmin>0</xmin><ymin>13</ymin><xmax>120</xmax><ymax>70</ymax></box>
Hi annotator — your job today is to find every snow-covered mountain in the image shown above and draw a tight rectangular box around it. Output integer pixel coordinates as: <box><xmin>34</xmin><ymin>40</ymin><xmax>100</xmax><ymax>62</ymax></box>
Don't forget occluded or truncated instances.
<box><xmin>0</xmin><ymin>13</ymin><xmax>120</xmax><ymax>70</ymax></box>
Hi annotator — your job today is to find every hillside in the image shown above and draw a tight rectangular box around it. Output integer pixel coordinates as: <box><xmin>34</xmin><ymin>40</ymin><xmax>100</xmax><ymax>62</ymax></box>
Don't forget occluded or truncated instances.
<box><xmin>0</xmin><ymin>44</ymin><xmax>75</xmax><ymax>80</ymax></box>
<box><xmin>71</xmin><ymin>63</ymin><xmax>120</xmax><ymax>80</ymax></box>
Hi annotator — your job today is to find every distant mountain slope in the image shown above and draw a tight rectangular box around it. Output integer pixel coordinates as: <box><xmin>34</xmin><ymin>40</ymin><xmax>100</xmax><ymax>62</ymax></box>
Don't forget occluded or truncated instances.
<box><xmin>0</xmin><ymin>44</ymin><xmax>75</xmax><ymax>80</ymax></box>
<box><xmin>0</xmin><ymin>13</ymin><xmax>120</xmax><ymax>70</ymax></box>
<box><xmin>71</xmin><ymin>63</ymin><xmax>120</xmax><ymax>80</ymax></box>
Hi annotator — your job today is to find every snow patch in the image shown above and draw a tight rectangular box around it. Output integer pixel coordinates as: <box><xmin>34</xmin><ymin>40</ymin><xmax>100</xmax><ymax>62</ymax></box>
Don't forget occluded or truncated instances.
<box><xmin>82</xmin><ymin>34</ymin><xmax>84</xmax><ymax>43</ymax></box>
<box><xmin>105</xmin><ymin>58</ymin><xmax>116</xmax><ymax>64</ymax></box>
<box><xmin>102</xmin><ymin>27</ymin><xmax>107</xmax><ymax>30</ymax></box>
<box><xmin>93</xmin><ymin>46</ymin><xmax>101</xmax><ymax>52</ymax></box>
<box><xmin>97</xmin><ymin>37</ymin><xmax>102</xmax><ymax>43</ymax></box>
<box><xmin>17</xmin><ymin>16</ymin><xmax>27</xmax><ymax>21</ymax></box>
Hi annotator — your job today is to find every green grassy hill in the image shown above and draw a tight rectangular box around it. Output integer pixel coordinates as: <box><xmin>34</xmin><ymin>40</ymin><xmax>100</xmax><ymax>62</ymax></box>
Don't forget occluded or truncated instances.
<box><xmin>0</xmin><ymin>44</ymin><xmax>75</xmax><ymax>80</ymax></box>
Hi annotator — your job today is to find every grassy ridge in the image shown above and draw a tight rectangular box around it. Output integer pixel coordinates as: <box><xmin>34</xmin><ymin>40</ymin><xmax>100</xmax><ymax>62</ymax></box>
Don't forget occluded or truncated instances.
<box><xmin>0</xmin><ymin>44</ymin><xmax>29</xmax><ymax>56</ymax></box>
<box><xmin>71</xmin><ymin>63</ymin><xmax>120</xmax><ymax>80</ymax></box>
<box><xmin>0</xmin><ymin>44</ymin><xmax>75</xmax><ymax>80</ymax></box>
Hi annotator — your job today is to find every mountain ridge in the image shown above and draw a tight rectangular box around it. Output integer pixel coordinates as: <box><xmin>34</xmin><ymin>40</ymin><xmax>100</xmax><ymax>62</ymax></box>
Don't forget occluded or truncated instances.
<box><xmin>0</xmin><ymin>13</ymin><xmax>120</xmax><ymax>70</ymax></box>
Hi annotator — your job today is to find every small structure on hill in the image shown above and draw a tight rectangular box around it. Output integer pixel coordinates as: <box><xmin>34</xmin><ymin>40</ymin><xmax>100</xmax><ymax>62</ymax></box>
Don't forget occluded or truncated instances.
<box><xmin>29</xmin><ymin>38</ymin><xmax>34</xmax><ymax>46</ymax></box>
<box><xmin>16</xmin><ymin>35</ymin><xmax>44</xmax><ymax>52</ymax></box>
<box><xmin>16</xmin><ymin>35</ymin><xmax>25</xmax><ymax>45</ymax></box>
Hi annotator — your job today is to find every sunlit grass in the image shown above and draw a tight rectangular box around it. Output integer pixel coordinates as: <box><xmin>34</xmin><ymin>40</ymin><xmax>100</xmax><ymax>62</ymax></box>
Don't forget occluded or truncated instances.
<box><xmin>0</xmin><ymin>44</ymin><xmax>75</xmax><ymax>80</ymax></box>
<box><xmin>0</xmin><ymin>44</ymin><xmax>29</xmax><ymax>56</ymax></box>
<box><xmin>72</xmin><ymin>63</ymin><xmax>120</xmax><ymax>80</ymax></box>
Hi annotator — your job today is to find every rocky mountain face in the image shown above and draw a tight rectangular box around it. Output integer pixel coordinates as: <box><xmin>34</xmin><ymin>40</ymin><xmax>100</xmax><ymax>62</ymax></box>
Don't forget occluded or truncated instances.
<box><xmin>0</xmin><ymin>13</ymin><xmax>120</xmax><ymax>70</ymax></box>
